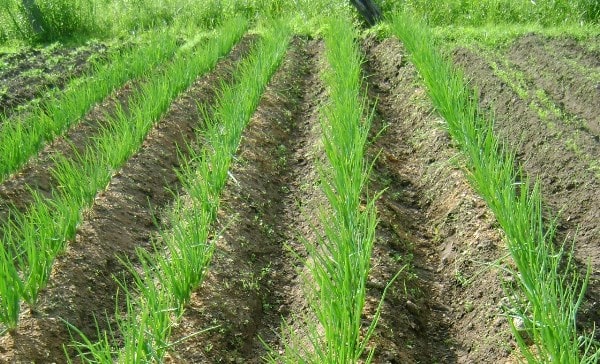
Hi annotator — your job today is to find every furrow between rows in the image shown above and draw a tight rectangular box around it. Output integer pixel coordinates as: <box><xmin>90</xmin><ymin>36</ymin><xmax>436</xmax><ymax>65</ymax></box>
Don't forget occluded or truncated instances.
<box><xmin>362</xmin><ymin>37</ymin><xmax>511</xmax><ymax>363</ymax></box>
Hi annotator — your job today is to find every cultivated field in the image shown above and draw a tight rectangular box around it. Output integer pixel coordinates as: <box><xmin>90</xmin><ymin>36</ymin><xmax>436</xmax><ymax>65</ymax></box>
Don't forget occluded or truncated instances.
<box><xmin>0</xmin><ymin>1</ymin><xmax>598</xmax><ymax>363</ymax></box>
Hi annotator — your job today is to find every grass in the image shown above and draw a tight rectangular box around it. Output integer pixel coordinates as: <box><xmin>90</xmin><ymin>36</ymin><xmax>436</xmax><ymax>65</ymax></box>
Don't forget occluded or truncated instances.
<box><xmin>0</xmin><ymin>0</ymin><xmax>359</xmax><ymax>45</ymax></box>
<box><xmin>267</xmin><ymin>14</ymin><xmax>392</xmax><ymax>363</ymax></box>
<box><xmin>66</xmin><ymin>18</ymin><xmax>291</xmax><ymax>363</ymax></box>
<box><xmin>0</xmin><ymin>0</ymin><xmax>183</xmax><ymax>42</ymax></box>
<box><xmin>387</xmin><ymin>0</ymin><xmax>599</xmax><ymax>27</ymax></box>
<box><xmin>0</xmin><ymin>0</ymin><xmax>304</xmax><ymax>44</ymax></box>
<box><xmin>390</xmin><ymin>10</ymin><xmax>599</xmax><ymax>363</ymax></box>
<box><xmin>0</xmin><ymin>16</ymin><xmax>248</xmax><ymax>331</ymax></box>
<box><xmin>377</xmin><ymin>0</ymin><xmax>600</xmax><ymax>53</ymax></box>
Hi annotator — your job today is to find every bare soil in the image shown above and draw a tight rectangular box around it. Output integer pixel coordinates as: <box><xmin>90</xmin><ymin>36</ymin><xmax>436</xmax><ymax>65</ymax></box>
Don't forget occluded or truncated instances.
<box><xmin>507</xmin><ymin>34</ymin><xmax>600</xmax><ymax>137</ymax></box>
<box><xmin>452</xmin><ymin>33</ymin><xmax>600</xmax><ymax>339</ymax></box>
<box><xmin>0</xmin><ymin>42</ymin><xmax>110</xmax><ymax>118</ymax></box>
<box><xmin>164</xmin><ymin>35</ymin><xmax>324</xmax><ymax>364</ymax></box>
<box><xmin>361</xmin><ymin>37</ymin><xmax>511</xmax><ymax>363</ymax></box>
<box><xmin>161</xmin><ymin>36</ymin><xmax>518</xmax><ymax>364</ymax></box>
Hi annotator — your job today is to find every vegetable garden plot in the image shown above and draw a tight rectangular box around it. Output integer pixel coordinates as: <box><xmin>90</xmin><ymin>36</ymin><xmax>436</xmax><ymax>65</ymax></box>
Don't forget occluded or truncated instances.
<box><xmin>452</xmin><ymin>37</ymin><xmax>600</xmax><ymax>339</ymax></box>
<box><xmin>165</xmin><ymin>33</ymin><xmax>547</xmax><ymax>363</ymax></box>
<box><xmin>0</xmin><ymin>32</ymin><xmax>252</xmax><ymax>362</ymax></box>
<box><xmin>0</xmin><ymin>17</ymin><xmax>248</xmax><ymax>330</ymax></box>
<box><xmin>0</xmin><ymin>12</ymin><xmax>597</xmax><ymax>363</ymax></box>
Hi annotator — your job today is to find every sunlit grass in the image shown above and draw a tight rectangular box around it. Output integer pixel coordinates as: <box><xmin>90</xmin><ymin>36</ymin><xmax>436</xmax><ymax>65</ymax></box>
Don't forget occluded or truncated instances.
<box><xmin>387</xmin><ymin>0</ymin><xmax>598</xmax><ymax>27</ymax></box>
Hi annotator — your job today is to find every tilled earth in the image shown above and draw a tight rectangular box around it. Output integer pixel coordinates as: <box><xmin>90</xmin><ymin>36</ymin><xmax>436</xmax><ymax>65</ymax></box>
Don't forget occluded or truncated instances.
<box><xmin>0</xmin><ymin>32</ymin><xmax>598</xmax><ymax>363</ymax></box>
<box><xmin>0</xmin><ymin>41</ymin><xmax>110</xmax><ymax>118</ymax></box>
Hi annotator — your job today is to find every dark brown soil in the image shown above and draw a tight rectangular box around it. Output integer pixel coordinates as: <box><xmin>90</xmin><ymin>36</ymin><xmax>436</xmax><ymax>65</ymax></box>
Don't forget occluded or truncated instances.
<box><xmin>362</xmin><ymin>37</ymin><xmax>512</xmax><ymax>363</ymax></box>
<box><xmin>541</xmin><ymin>36</ymin><xmax>600</xmax><ymax>73</ymax></box>
<box><xmin>0</xmin><ymin>42</ymin><xmax>110</xmax><ymax>118</ymax></box>
<box><xmin>452</xmin><ymin>35</ymin><xmax>600</xmax><ymax>339</ymax></box>
<box><xmin>0</xmin><ymin>36</ymin><xmax>253</xmax><ymax>363</ymax></box>
<box><xmin>507</xmin><ymin>34</ymin><xmax>600</xmax><ymax>137</ymax></box>
<box><xmin>164</xmin><ymin>36</ymin><xmax>323</xmax><ymax>364</ymax></box>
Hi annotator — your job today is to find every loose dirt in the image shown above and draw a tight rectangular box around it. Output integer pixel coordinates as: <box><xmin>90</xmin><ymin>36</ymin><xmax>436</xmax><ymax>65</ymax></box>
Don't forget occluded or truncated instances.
<box><xmin>362</xmin><ymin>37</ymin><xmax>512</xmax><ymax>363</ymax></box>
<box><xmin>508</xmin><ymin>34</ymin><xmax>600</xmax><ymax>137</ymax></box>
<box><xmin>0</xmin><ymin>36</ymin><xmax>254</xmax><ymax>363</ymax></box>
<box><xmin>0</xmin><ymin>42</ymin><xmax>109</xmax><ymax>118</ymax></box>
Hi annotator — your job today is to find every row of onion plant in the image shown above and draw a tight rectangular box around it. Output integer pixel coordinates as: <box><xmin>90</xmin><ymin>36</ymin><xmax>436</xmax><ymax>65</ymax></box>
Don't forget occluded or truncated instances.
<box><xmin>0</xmin><ymin>28</ymin><xmax>180</xmax><ymax>183</ymax></box>
<box><xmin>66</xmin><ymin>19</ymin><xmax>292</xmax><ymax>363</ymax></box>
<box><xmin>389</xmin><ymin>11</ymin><xmax>598</xmax><ymax>363</ymax></box>
<box><xmin>0</xmin><ymin>17</ymin><xmax>248</xmax><ymax>331</ymax></box>
<box><xmin>269</xmin><ymin>15</ymin><xmax>386</xmax><ymax>363</ymax></box>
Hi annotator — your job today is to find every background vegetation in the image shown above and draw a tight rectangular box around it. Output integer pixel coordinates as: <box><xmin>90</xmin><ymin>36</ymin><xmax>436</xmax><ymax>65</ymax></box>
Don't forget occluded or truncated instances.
<box><xmin>2</xmin><ymin>0</ymin><xmax>597</xmax><ymax>45</ymax></box>
<box><xmin>389</xmin><ymin>0</ymin><xmax>599</xmax><ymax>26</ymax></box>
<box><xmin>0</xmin><ymin>0</ymin><xmax>347</xmax><ymax>44</ymax></box>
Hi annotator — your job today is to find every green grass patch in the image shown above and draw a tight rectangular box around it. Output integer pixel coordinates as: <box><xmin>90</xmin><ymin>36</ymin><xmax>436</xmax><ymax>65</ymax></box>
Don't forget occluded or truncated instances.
<box><xmin>387</xmin><ymin>0</ymin><xmax>598</xmax><ymax>27</ymax></box>
<box><xmin>0</xmin><ymin>0</ymin><xmax>311</xmax><ymax>43</ymax></box>
<box><xmin>432</xmin><ymin>24</ymin><xmax>600</xmax><ymax>50</ymax></box>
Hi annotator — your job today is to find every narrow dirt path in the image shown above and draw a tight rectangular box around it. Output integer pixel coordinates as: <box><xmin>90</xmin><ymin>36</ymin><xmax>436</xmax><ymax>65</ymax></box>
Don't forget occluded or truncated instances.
<box><xmin>165</xmin><ymin>37</ymin><xmax>324</xmax><ymax>363</ymax></box>
<box><xmin>0</xmin><ymin>36</ymin><xmax>254</xmax><ymax>363</ymax></box>
<box><xmin>453</xmin><ymin>45</ymin><xmax>600</xmax><ymax>336</ymax></box>
<box><xmin>362</xmin><ymin>37</ymin><xmax>512</xmax><ymax>363</ymax></box>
